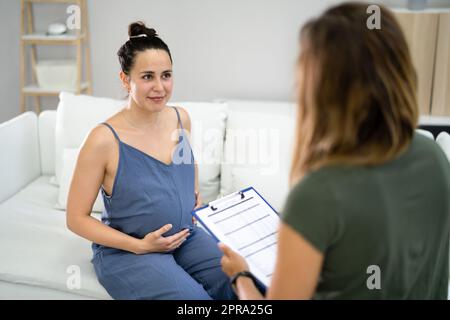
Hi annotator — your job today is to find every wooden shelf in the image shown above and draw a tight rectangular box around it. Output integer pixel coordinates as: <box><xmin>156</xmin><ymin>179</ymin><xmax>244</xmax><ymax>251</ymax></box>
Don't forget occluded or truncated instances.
<box><xmin>20</xmin><ymin>0</ymin><xmax>92</xmax><ymax>113</ymax></box>
<box><xmin>22</xmin><ymin>82</ymin><xmax>90</xmax><ymax>96</ymax></box>
<box><xmin>22</xmin><ymin>33</ymin><xmax>85</xmax><ymax>45</ymax></box>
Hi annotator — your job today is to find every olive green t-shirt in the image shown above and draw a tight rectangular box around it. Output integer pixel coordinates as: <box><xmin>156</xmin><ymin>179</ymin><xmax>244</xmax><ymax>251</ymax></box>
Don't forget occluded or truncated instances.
<box><xmin>282</xmin><ymin>134</ymin><xmax>450</xmax><ymax>299</ymax></box>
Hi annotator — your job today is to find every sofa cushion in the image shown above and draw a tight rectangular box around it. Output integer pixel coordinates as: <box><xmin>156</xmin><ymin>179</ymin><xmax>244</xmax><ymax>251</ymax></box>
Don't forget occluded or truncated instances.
<box><xmin>172</xmin><ymin>102</ymin><xmax>228</xmax><ymax>203</ymax></box>
<box><xmin>436</xmin><ymin>132</ymin><xmax>450</xmax><ymax>162</ymax></box>
<box><xmin>0</xmin><ymin>176</ymin><xmax>110</xmax><ymax>299</ymax></box>
<box><xmin>416</xmin><ymin>128</ymin><xmax>434</xmax><ymax>140</ymax></box>
<box><xmin>220</xmin><ymin>100</ymin><xmax>296</xmax><ymax>212</ymax></box>
<box><xmin>230</xmin><ymin>167</ymin><xmax>290</xmax><ymax>212</ymax></box>
<box><xmin>54</xmin><ymin>92</ymin><xmax>125</xmax><ymax>186</ymax></box>
<box><xmin>55</xmin><ymin>148</ymin><xmax>104</xmax><ymax>213</ymax></box>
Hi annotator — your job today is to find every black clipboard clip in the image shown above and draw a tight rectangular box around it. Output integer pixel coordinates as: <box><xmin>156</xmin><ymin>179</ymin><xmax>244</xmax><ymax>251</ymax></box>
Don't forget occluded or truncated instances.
<box><xmin>210</xmin><ymin>190</ymin><xmax>246</xmax><ymax>211</ymax></box>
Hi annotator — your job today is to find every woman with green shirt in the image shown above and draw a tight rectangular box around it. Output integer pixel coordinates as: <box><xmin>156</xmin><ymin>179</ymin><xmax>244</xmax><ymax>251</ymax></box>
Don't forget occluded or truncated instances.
<box><xmin>219</xmin><ymin>2</ymin><xmax>450</xmax><ymax>299</ymax></box>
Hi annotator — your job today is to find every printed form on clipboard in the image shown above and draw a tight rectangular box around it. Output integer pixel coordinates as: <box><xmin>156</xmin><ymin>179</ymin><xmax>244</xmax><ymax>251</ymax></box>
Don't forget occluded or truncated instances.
<box><xmin>192</xmin><ymin>187</ymin><xmax>280</xmax><ymax>287</ymax></box>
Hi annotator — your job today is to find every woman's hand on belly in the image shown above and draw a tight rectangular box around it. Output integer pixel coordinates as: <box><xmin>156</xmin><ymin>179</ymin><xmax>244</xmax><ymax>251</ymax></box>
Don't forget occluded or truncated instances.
<box><xmin>136</xmin><ymin>224</ymin><xmax>190</xmax><ymax>254</ymax></box>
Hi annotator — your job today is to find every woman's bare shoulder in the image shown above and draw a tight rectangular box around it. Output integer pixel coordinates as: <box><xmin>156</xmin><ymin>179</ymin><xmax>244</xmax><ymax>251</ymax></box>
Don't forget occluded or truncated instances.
<box><xmin>79</xmin><ymin>125</ymin><xmax>115</xmax><ymax>157</ymax></box>
<box><xmin>81</xmin><ymin>111</ymin><xmax>123</xmax><ymax>154</ymax></box>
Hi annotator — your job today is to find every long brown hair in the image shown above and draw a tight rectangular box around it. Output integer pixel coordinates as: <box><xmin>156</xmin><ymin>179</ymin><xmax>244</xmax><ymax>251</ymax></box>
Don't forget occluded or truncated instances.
<box><xmin>290</xmin><ymin>2</ymin><xmax>418</xmax><ymax>185</ymax></box>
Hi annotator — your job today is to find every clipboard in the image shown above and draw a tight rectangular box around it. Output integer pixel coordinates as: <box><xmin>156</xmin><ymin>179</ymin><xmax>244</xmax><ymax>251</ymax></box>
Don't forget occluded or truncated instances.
<box><xmin>192</xmin><ymin>187</ymin><xmax>280</xmax><ymax>287</ymax></box>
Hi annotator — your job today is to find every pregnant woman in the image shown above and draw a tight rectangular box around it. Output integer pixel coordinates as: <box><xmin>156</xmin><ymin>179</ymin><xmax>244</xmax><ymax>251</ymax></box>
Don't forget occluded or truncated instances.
<box><xmin>66</xmin><ymin>21</ymin><xmax>235</xmax><ymax>300</ymax></box>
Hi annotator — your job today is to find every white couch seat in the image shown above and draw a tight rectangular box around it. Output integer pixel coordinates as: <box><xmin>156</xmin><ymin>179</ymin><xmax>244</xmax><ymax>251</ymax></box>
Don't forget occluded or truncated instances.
<box><xmin>0</xmin><ymin>176</ymin><xmax>110</xmax><ymax>299</ymax></box>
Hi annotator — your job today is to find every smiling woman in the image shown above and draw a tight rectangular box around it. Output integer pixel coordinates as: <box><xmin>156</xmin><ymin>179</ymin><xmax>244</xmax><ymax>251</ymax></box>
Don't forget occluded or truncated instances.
<box><xmin>65</xmin><ymin>21</ymin><xmax>236</xmax><ymax>300</ymax></box>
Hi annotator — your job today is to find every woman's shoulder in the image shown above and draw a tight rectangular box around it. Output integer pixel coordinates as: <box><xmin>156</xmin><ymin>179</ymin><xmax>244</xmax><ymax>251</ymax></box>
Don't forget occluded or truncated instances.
<box><xmin>286</xmin><ymin>165</ymin><xmax>354</xmax><ymax>212</ymax></box>
<box><xmin>413</xmin><ymin>131</ymin><xmax>442</xmax><ymax>153</ymax></box>
<box><xmin>410</xmin><ymin>132</ymin><xmax>450</xmax><ymax>176</ymax></box>
<box><xmin>81</xmin><ymin>122</ymin><xmax>118</xmax><ymax>154</ymax></box>
<box><xmin>85</xmin><ymin>109</ymin><xmax>125</xmax><ymax>145</ymax></box>
<box><xmin>71</xmin><ymin>123</ymin><xmax>118</xmax><ymax>169</ymax></box>
<box><xmin>289</xmin><ymin>169</ymin><xmax>333</xmax><ymax>199</ymax></box>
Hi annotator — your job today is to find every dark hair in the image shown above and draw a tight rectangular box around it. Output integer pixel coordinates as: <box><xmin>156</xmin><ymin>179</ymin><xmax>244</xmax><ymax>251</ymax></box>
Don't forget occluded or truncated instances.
<box><xmin>117</xmin><ymin>21</ymin><xmax>173</xmax><ymax>75</ymax></box>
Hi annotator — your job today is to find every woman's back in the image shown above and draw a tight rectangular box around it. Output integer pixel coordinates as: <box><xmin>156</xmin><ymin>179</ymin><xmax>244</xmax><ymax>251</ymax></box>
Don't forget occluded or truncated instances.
<box><xmin>282</xmin><ymin>133</ymin><xmax>450</xmax><ymax>299</ymax></box>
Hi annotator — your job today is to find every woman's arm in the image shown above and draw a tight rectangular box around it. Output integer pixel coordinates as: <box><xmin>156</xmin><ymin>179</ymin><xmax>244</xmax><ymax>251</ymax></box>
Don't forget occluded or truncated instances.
<box><xmin>219</xmin><ymin>222</ymin><xmax>324</xmax><ymax>299</ymax></box>
<box><xmin>266</xmin><ymin>222</ymin><xmax>323</xmax><ymax>299</ymax></box>
<box><xmin>219</xmin><ymin>243</ymin><xmax>264</xmax><ymax>299</ymax></box>
<box><xmin>66</xmin><ymin>126</ymin><xmax>144</xmax><ymax>254</ymax></box>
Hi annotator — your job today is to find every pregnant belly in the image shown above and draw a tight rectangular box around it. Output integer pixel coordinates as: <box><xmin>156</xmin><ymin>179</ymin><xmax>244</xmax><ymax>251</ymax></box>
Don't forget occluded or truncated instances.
<box><xmin>110</xmin><ymin>210</ymin><xmax>193</xmax><ymax>239</ymax></box>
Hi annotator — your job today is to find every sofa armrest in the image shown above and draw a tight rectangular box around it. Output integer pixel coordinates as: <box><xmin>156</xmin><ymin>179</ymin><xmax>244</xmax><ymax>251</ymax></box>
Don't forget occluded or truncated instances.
<box><xmin>0</xmin><ymin>112</ymin><xmax>41</xmax><ymax>203</ymax></box>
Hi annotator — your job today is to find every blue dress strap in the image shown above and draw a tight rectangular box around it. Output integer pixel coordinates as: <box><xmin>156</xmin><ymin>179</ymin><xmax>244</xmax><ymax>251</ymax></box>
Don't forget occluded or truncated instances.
<box><xmin>172</xmin><ymin>106</ymin><xmax>184</xmax><ymax>130</ymax></box>
<box><xmin>101</xmin><ymin>122</ymin><xmax>121</xmax><ymax>141</ymax></box>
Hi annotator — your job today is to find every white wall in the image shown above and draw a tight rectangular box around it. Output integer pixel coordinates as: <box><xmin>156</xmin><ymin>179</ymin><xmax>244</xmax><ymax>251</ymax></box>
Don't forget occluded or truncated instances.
<box><xmin>0</xmin><ymin>0</ymin><xmax>21</xmax><ymax>123</ymax></box>
<box><xmin>88</xmin><ymin>0</ymin><xmax>336</xmax><ymax>103</ymax></box>
<box><xmin>1</xmin><ymin>0</ymin><xmax>449</xmax><ymax>123</ymax></box>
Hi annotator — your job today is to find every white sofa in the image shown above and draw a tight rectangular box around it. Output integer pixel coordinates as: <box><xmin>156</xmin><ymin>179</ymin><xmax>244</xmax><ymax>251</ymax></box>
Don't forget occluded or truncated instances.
<box><xmin>0</xmin><ymin>92</ymin><xmax>449</xmax><ymax>299</ymax></box>
<box><xmin>0</xmin><ymin>93</ymin><xmax>296</xmax><ymax>299</ymax></box>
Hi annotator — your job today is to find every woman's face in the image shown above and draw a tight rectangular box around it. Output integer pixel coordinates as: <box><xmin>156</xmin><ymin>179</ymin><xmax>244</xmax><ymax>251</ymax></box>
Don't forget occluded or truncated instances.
<box><xmin>122</xmin><ymin>49</ymin><xmax>173</xmax><ymax>112</ymax></box>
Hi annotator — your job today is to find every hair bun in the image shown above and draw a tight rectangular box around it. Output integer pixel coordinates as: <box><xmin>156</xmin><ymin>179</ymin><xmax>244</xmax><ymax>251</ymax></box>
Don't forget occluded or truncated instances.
<box><xmin>128</xmin><ymin>21</ymin><xmax>157</xmax><ymax>38</ymax></box>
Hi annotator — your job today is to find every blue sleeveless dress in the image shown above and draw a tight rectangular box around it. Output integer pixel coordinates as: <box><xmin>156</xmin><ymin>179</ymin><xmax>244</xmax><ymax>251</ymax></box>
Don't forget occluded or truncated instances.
<box><xmin>91</xmin><ymin>107</ymin><xmax>235</xmax><ymax>300</ymax></box>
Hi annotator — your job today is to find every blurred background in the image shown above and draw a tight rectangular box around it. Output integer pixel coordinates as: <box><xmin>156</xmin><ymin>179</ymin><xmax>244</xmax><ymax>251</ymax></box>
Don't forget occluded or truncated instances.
<box><xmin>0</xmin><ymin>0</ymin><xmax>449</xmax><ymax>123</ymax></box>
